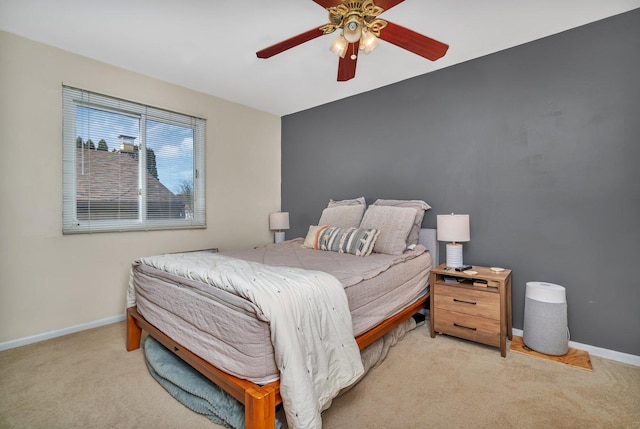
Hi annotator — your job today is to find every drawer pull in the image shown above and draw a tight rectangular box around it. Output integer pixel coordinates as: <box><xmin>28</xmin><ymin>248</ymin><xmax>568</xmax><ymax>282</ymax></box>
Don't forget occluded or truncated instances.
<box><xmin>453</xmin><ymin>298</ymin><xmax>477</xmax><ymax>305</ymax></box>
<box><xmin>453</xmin><ymin>323</ymin><xmax>477</xmax><ymax>331</ymax></box>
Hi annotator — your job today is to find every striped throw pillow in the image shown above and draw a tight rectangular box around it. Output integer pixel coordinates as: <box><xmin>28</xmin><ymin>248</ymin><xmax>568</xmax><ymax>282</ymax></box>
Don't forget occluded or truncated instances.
<box><xmin>318</xmin><ymin>227</ymin><xmax>380</xmax><ymax>257</ymax></box>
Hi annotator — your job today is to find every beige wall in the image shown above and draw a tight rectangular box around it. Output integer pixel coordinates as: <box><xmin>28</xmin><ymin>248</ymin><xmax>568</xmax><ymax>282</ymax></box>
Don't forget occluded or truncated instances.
<box><xmin>0</xmin><ymin>31</ymin><xmax>282</xmax><ymax>343</ymax></box>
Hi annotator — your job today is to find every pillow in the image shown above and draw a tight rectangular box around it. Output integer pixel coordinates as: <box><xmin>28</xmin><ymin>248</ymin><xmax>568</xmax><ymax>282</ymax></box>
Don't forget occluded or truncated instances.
<box><xmin>317</xmin><ymin>226</ymin><xmax>380</xmax><ymax>257</ymax></box>
<box><xmin>372</xmin><ymin>199</ymin><xmax>431</xmax><ymax>246</ymax></box>
<box><xmin>327</xmin><ymin>196</ymin><xmax>366</xmax><ymax>207</ymax></box>
<box><xmin>318</xmin><ymin>205</ymin><xmax>366</xmax><ymax>228</ymax></box>
<box><xmin>302</xmin><ymin>225</ymin><xmax>328</xmax><ymax>249</ymax></box>
<box><xmin>359</xmin><ymin>205</ymin><xmax>417</xmax><ymax>255</ymax></box>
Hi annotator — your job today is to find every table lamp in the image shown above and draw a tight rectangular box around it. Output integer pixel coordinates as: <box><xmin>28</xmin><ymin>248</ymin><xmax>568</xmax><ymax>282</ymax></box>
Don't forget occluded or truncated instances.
<box><xmin>269</xmin><ymin>212</ymin><xmax>289</xmax><ymax>243</ymax></box>
<box><xmin>437</xmin><ymin>213</ymin><xmax>470</xmax><ymax>268</ymax></box>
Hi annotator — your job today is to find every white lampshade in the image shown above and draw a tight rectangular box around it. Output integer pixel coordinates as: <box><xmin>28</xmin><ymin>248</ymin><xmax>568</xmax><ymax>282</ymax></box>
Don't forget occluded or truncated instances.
<box><xmin>359</xmin><ymin>30</ymin><xmax>379</xmax><ymax>54</ymax></box>
<box><xmin>330</xmin><ymin>35</ymin><xmax>348</xmax><ymax>58</ymax></box>
<box><xmin>437</xmin><ymin>214</ymin><xmax>470</xmax><ymax>268</ymax></box>
<box><xmin>269</xmin><ymin>212</ymin><xmax>289</xmax><ymax>231</ymax></box>
<box><xmin>269</xmin><ymin>212</ymin><xmax>289</xmax><ymax>244</ymax></box>
<box><xmin>437</xmin><ymin>214</ymin><xmax>470</xmax><ymax>243</ymax></box>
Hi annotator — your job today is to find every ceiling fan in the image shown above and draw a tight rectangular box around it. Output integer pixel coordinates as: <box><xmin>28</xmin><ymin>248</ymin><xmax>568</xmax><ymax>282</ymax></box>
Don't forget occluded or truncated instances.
<box><xmin>256</xmin><ymin>0</ymin><xmax>449</xmax><ymax>82</ymax></box>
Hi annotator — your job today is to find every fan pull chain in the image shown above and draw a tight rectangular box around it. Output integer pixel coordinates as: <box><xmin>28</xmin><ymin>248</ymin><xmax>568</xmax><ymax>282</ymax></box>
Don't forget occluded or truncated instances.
<box><xmin>350</xmin><ymin>43</ymin><xmax>357</xmax><ymax>60</ymax></box>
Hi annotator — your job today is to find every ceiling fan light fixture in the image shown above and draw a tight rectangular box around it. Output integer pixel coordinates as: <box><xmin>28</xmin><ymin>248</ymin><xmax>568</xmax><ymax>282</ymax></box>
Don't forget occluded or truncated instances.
<box><xmin>359</xmin><ymin>30</ymin><xmax>379</xmax><ymax>54</ymax></box>
<box><xmin>256</xmin><ymin>0</ymin><xmax>450</xmax><ymax>82</ymax></box>
<box><xmin>343</xmin><ymin>15</ymin><xmax>362</xmax><ymax>43</ymax></box>
<box><xmin>329</xmin><ymin>35</ymin><xmax>348</xmax><ymax>58</ymax></box>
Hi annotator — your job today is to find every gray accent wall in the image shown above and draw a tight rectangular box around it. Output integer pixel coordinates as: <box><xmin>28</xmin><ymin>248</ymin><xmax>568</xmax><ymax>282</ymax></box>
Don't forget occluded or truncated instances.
<box><xmin>282</xmin><ymin>9</ymin><xmax>640</xmax><ymax>356</ymax></box>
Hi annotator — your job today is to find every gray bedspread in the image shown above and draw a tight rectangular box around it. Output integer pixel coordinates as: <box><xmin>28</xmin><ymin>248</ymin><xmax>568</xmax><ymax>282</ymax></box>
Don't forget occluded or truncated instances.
<box><xmin>222</xmin><ymin>238</ymin><xmax>427</xmax><ymax>288</ymax></box>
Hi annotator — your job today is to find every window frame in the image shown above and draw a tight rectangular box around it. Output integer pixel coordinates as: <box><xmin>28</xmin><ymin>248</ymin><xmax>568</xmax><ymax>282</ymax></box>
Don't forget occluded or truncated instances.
<box><xmin>62</xmin><ymin>86</ymin><xmax>206</xmax><ymax>234</ymax></box>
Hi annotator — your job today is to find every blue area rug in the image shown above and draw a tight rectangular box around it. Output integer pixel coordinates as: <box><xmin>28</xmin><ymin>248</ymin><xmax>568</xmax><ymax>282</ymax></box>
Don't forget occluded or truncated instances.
<box><xmin>144</xmin><ymin>336</ymin><xmax>282</xmax><ymax>429</ymax></box>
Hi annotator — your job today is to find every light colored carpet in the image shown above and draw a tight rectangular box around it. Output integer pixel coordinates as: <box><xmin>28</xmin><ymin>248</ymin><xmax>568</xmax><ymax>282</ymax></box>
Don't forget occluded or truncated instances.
<box><xmin>1</xmin><ymin>321</ymin><xmax>639</xmax><ymax>429</ymax></box>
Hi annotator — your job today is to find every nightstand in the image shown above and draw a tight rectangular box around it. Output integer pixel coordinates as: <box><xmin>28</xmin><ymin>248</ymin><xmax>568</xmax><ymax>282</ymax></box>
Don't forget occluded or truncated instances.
<box><xmin>430</xmin><ymin>264</ymin><xmax>512</xmax><ymax>357</ymax></box>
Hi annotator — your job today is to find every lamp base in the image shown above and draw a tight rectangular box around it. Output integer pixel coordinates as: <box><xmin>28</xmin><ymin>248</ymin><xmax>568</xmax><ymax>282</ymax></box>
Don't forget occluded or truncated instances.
<box><xmin>274</xmin><ymin>231</ymin><xmax>285</xmax><ymax>243</ymax></box>
<box><xmin>446</xmin><ymin>243</ymin><xmax>464</xmax><ymax>268</ymax></box>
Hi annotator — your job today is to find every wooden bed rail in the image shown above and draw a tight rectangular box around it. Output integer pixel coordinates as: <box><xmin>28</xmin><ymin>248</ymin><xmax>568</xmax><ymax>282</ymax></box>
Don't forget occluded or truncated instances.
<box><xmin>126</xmin><ymin>293</ymin><xmax>428</xmax><ymax>429</ymax></box>
<box><xmin>355</xmin><ymin>295</ymin><xmax>427</xmax><ymax>349</ymax></box>
<box><xmin>127</xmin><ymin>306</ymin><xmax>281</xmax><ymax>426</ymax></box>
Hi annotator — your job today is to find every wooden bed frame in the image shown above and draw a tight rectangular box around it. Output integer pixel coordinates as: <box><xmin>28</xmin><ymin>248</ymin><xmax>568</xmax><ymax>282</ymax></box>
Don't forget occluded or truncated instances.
<box><xmin>126</xmin><ymin>294</ymin><xmax>428</xmax><ymax>429</ymax></box>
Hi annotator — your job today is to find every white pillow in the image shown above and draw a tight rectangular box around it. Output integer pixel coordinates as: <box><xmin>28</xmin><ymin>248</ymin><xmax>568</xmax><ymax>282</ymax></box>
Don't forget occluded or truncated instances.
<box><xmin>359</xmin><ymin>205</ymin><xmax>417</xmax><ymax>255</ymax></box>
<box><xmin>301</xmin><ymin>225</ymin><xmax>328</xmax><ymax>249</ymax></box>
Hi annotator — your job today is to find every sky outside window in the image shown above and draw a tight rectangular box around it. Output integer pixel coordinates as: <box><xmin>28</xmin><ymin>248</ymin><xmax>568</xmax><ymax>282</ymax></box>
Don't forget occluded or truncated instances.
<box><xmin>75</xmin><ymin>106</ymin><xmax>194</xmax><ymax>195</ymax></box>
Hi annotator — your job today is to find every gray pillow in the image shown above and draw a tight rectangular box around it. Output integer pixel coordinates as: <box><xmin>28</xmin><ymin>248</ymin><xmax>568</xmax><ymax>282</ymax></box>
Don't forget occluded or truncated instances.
<box><xmin>327</xmin><ymin>196</ymin><xmax>366</xmax><ymax>207</ymax></box>
<box><xmin>359</xmin><ymin>205</ymin><xmax>417</xmax><ymax>255</ymax></box>
<box><xmin>372</xmin><ymin>199</ymin><xmax>431</xmax><ymax>246</ymax></box>
<box><xmin>318</xmin><ymin>205</ymin><xmax>366</xmax><ymax>228</ymax></box>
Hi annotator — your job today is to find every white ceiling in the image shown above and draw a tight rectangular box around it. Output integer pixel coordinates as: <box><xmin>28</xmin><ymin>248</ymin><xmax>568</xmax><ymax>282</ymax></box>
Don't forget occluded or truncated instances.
<box><xmin>1</xmin><ymin>0</ymin><xmax>638</xmax><ymax>117</ymax></box>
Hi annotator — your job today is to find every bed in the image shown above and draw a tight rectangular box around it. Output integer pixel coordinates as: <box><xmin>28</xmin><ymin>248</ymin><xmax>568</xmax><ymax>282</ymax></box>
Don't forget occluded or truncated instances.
<box><xmin>126</xmin><ymin>198</ymin><xmax>436</xmax><ymax>429</ymax></box>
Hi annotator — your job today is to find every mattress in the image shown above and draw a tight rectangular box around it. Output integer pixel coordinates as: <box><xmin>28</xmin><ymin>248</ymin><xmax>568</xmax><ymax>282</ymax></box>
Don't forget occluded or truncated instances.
<box><xmin>131</xmin><ymin>238</ymin><xmax>432</xmax><ymax>384</ymax></box>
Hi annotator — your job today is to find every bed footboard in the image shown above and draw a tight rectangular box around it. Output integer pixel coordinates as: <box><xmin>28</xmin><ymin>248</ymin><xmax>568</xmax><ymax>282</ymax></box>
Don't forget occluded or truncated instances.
<box><xmin>126</xmin><ymin>307</ymin><xmax>143</xmax><ymax>351</ymax></box>
<box><xmin>126</xmin><ymin>306</ymin><xmax>280</xmax><ymax>429</ymax></box>
<box><xmin>125</xmin><ymin>293</ymin><xmax>427</xmax><ymax>429</ymax></box>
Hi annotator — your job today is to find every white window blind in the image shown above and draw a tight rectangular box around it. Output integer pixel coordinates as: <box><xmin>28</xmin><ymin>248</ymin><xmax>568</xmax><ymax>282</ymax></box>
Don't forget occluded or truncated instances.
<box><xmin>62</xmin><ymin>86</ymin><xmax>206</xmax><ymax>233</ymax></box>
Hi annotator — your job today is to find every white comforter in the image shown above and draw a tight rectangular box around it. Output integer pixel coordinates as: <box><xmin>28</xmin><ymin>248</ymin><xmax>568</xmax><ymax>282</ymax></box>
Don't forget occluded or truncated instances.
<box><xmin>129</xmin><ymin>252</ymin><xmax>364</xmax><ymax>429</ymax></box>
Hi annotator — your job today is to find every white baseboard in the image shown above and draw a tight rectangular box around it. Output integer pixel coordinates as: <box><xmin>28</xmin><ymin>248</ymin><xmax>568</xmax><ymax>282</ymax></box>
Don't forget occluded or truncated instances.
<box><xmin>512</xmin><ymin>328</ymin><xmax>640</xmax><ymax>367</ymax></box>
<box><xmin>1</xmin><ymin>317</ymin><xmax>638</xmax><ymax>367</ymax></box>
<box><xmin>0</xmin><ymin>314</ymin><xmax>126</xmax><ymax>352</ymax></box>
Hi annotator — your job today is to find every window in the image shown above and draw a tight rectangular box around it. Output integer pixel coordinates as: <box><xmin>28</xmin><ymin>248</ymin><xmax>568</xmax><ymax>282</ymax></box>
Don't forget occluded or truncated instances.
<box><xmin>62</xmin><ymin>86</ymin><xmax>205</xmax><ymax>233</ymax></box>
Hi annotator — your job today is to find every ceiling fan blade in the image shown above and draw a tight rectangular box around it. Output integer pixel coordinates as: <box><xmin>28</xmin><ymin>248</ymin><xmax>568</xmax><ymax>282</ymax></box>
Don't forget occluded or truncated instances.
<box><xmin>312</xmin><ymin>0</ymin><xmax>343</xmax><ymax>7</ymax></box>
<box><xmin>373</xmin><ymin>0</ymin><xmax>405</xmax><ymax>12</ymax></box>
<box><xmin>313</xmin><ymin>0</ymin><xmax>402</xmax><ymax>9</ymax></box>
<box><xmin>256</xmin><ymin>27</ymin><xmax>325</xmax><ymax>59</ymax></box>
<box><xmin>378</xmin><ymin>21</ymin><xmax>449</xmax><ymax>61</ymax></box>
<box><xmin>337</xmin><ymin>43</ymin><xmax>359</xmax><ymax>81</ymax></box>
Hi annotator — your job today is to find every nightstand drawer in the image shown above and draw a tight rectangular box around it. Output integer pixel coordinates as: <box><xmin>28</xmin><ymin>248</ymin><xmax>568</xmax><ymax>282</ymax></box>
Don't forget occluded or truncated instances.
<box><xmin>434</xmin><ymin>284</ymin><xmax>499</xmax><ymax>320</ymax></box>
<box><xmin>434</xmin><ymin>309</ymin><xmax>500</xmax><ymax>347</ymax></box>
